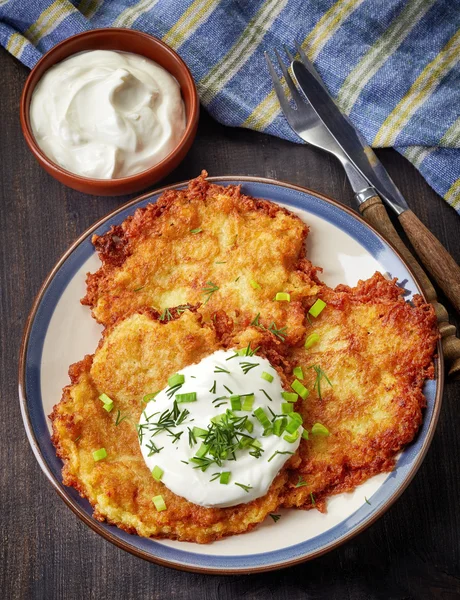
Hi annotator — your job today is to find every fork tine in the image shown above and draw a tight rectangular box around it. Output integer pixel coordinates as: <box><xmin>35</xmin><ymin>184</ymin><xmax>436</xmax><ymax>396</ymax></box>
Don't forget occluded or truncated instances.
<box><xmin>283</xmin><ymin>45</ymin><xmax>295</xmax><ymax>63</ymax></box>
<box><xmin>264</xmin><ymin>52</ymin><xmax>294</xmax><ymax>117</ymax></box>
<box><xmin>273</xmin><ymin>49</ymin><xmax>304</xmax><ymax>105</ymax></box>
<box><xmin>294</xmin><ymin>41</ymin><xmax>324</xmax><ymax>85</ymax></box>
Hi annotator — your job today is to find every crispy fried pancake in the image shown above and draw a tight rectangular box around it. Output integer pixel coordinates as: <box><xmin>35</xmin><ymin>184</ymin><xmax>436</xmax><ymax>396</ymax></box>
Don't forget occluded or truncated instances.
<box><xmin>281</xmin><ymin>273</ymin><xmax>438</xmax><ymax>510</ymax></box>
<box><xmin>82</xmin><ymin>172</ymin><xmax>322</xmax><ymax>344</ymax></box>
<box><xmin>51</xmin><ymin>310</ymin><xmax>298</xmax><ymax>543</ymax></box>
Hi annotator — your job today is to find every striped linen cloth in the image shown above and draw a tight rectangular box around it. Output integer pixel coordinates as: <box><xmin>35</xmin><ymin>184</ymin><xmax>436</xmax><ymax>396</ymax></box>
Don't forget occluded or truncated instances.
<box><xmin>1</xmin><ymin>1</ymin><xmax>459</xmax><ymax>211</ymax></box>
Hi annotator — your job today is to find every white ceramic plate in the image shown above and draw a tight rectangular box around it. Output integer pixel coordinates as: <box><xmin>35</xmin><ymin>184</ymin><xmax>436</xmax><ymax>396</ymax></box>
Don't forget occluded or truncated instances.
<box><xmin>19</xmin><ymin>177</ymin><xmax>443</xmax><ymax>573</ymax></box>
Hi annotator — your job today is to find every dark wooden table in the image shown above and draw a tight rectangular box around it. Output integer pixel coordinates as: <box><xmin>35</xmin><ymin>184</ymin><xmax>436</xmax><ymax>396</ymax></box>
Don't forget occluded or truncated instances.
<box><xmin>1</xmin><ymin>47</ymin><xmax>459</xmax><ymax>600</ymax></box>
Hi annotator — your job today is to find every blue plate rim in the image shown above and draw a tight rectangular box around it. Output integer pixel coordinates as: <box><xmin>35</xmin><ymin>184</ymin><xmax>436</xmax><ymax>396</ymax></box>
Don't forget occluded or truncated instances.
<box><xmin>18</xmin><ymin>176</ymin><xmax>444</xmax><ymax>574</ymax></box>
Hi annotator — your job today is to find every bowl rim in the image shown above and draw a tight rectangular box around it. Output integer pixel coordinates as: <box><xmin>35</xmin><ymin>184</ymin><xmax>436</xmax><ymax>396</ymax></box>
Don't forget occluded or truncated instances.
<box><xmin>20</xmin><ymin>28</ymin><xmax>200</xmax><ymax>187</ymax></box>
<box><xmin>18</xmin><ymin>175</ymin><xmax>444</xmax><ymax>574</ymax></box>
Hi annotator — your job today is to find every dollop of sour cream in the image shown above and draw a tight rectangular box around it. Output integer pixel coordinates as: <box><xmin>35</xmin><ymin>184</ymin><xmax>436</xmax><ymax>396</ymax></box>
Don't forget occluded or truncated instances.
<box><xmin>30</xmin><ymin>50</ymin><xmax>186</xmax><ymax>179</ymax></box>
<box><xmin>138</xmin><ymin>350</ymin><xmax>302</xmax><ymax>508</ymax></box>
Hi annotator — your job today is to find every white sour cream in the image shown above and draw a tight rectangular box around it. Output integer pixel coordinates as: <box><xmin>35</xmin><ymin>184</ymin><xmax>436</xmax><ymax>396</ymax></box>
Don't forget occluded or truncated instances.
<box><xmin>30</xmin><ymin>50</ymin><xmax>186</xmax><ymax>179</ymax></box>
<box><xmin>138</xmin><ymin>350</ymin><xmax>302</xmax><ymax>508</ymax></box>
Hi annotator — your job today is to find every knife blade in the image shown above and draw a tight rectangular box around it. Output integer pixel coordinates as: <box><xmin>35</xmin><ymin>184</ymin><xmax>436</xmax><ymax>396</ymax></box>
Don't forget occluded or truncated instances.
<box><xmin>291</xmin><ymin>59</ymin><xmax>460</xmax><ymax>315</ymax></box>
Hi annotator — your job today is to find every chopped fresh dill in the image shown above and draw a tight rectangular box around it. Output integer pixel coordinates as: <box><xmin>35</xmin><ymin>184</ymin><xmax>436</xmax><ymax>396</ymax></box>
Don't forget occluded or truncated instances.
<box><xmin>365</xmin><ymin>497</ymin><xmax>371</xmax><ymax>505</ymax></box>
<box><xmin>188</xmin><ymin>427</ymin><xmax>197</xmax><ymax>447</ymax></box>
<box><xmin>270</xmin><ymin>513</ymin><xmax>281</xmax><ymax>523</ymax></box>
<box><xmin>209</xmin><ymin>472</ymin><xmax>221</xmax><ymax>482</ymax></box>
<box><xmin>226</xmin><ymin>353</ymin><xmax>240</xmax><ymax>361</ymax></box>
<box><xmin>165</xmin><ymin>382</ymin><xmax>183</xmax><ymax>399</ymax></box>
<box><xmin>268</xmin><ymin>322</ymin><xmax>287</xmax><ymax>342</ymax></box>
<box><xmin>295</xmin><ymin>476</ymin><xmax>308</xmax><ymax>488</ymax></box>
<box><xmin>251</xmin><ymin>313</ymin><xmax>262</xmax><ymax>327</ymax></box>
<box><xmin>115</xmin><ymin>410</ymin><xmax>128</xmax><ymax>426</ymax></box>
<box><xmin>308</xmin><ymin>364</ymin><xmax>333</xmax><ymax>399</ymax></box>
<box><xmin>310</xmin><ymin>492</ymin><xmax>316</xmax><ymax>506</ymax></box>
<box><xmin>176</xmin><ymin>304</ymin><xmax>192</xmax><ymax>315</ymax></box>
<box><xmin>159</xmin><ymin>307</ymin><xmax>173</xmax><ymax>321</ymax></box>
<box><xmin>214</xmin><ymin>366</ymin><xmax>230</xmax><ymax>374</ymax></box>
<box><xmin>202</xmin><ymin>281</ymin><xmax>219</xmax><ymax>304</ymax></box>
<box><xmin>259</xmin><ymin>389</ymin><xmax>273</xmax><ymax>402</ymax></box>
<box><xmin>180</xmin><ymin>460</ymin><xmax>189</xmax><ymax>465</ymax></box>
<box><xmin>133</xmin><ymin>286</ymin><xmax>145</xmax><ymax>292</ymax></box>
<box><xmin>240</xmin><ymin>361</ymin><xmax>259</xmax><ymax>375</ymax></box>
<box><xmin>223</xmin><ymin>385</ymin><xmax>233</xmax><ymax>394</ymax></box>
<box><xmin>146</xmin><ymin>440</ymin><xmax>164</xmax><ymax>456</ymax></box>
<box><xmin>74</xmin><ymin>435</ymin><xmax>81</xmax><ymax>443</ymax></box>
<box><xmin>214</xmin><ymin>401</ymin><xmax>228</xmax><ymax>408</ymax></box>
<box><xmin>234</xmin><ymin>482</ymin><xmax>252</xmax><ymax>493</ymax></box>
<box><xmin>268</xmin><ymin>450</ymin><xmax>294</xmax><ymax>463</ymax></box>
<box><xmin>209</xmin><ymin>380</ymin><xmax>217</xmax><ymax>394</ymax></box>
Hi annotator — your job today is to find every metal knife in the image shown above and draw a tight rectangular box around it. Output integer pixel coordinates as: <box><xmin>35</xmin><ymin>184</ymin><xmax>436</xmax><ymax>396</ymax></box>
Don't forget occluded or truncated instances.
<box><xmin>291</xmin><ymin>58</ymin><xmax>460</xmax><ymax>316</ymax></box>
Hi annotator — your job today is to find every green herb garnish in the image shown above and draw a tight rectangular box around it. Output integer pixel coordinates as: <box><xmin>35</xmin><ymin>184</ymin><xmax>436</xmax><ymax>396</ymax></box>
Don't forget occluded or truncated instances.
<box><xmin>202</xmin><ymin>281</ymin><xmax>219</xmax><ymax>304</ymax></box>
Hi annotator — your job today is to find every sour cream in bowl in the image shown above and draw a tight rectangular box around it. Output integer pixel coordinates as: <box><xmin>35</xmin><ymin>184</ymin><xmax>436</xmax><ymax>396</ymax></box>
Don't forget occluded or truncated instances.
<box><xmin>20</xmin><ymin>29</ymin><xmax>199</xmax><ymax>195</ymax></box>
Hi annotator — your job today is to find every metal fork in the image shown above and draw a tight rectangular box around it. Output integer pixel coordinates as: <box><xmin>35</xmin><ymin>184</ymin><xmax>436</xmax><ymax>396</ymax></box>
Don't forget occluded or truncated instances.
<box><xmin>264</xmin><ymin>47</ymin><xmax>376</xmax><ymax>205</ymax></box>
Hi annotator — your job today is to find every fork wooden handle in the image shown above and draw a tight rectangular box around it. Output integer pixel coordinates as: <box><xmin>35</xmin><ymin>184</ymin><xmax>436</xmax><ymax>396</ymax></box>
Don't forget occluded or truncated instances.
<box><xmin>359</xmin><ymin>195</ymin><xmax>460</xmax><ymax>378</ymax></box>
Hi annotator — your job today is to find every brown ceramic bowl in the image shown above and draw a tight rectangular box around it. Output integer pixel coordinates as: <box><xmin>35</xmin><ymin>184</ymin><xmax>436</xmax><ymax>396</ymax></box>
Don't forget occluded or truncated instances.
<box><xmin>20</xmin><ymin>29</ymin><xmax>199</xmax><ymax>196</ymax></box>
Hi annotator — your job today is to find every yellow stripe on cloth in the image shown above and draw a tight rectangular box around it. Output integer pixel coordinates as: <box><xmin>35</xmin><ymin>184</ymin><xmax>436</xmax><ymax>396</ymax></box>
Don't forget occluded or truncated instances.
<box><xmin>243</xmin><ymin>0</ymin><xmax>365</xmax><ymax>132</ymax></box>
<box><xmin>446</xmin><ymin>179</ymin><xmax>460</xmax><ymax>209</ymax></box>
<box><xmin>113</xmin><ymin>0</ymin><xmax>160</xmax><ymax>28</ymax></box>
<box><xmin>199</xmin><ymin>0</ymin><xmax>288</xmax><ymax>105</ymax></box>
<box><xmin>404</xmin><ymin>117</ymin><xmax>460</xmax><ymax>167</ymax></box>
<box><xmin>25</xmin><ymin>0</ymin><xmax>73</xmax><ymax>46</ymax></box>
<box><xmin>162</xmin><ymin>0</ymin><xmax>219</xmax><ymax>50</ymax></box>
<box><xmin>337</xmin><ymin>0</ymin><xmax>436</xmax><ymax>115</ymax></box>
<box><xmin>374</xmin><ymin>29</ymin><xmax>460</xmax><ymax>148</ymax></box>
<box><xmin>79</xmin><ymin>0</ymin><xmax>104</xmax><ymax>19</ymax></box>
<box><xmin>6</xmin><ymin>32</ymin><xmax>28</xmax><ymax>58</ymax></box>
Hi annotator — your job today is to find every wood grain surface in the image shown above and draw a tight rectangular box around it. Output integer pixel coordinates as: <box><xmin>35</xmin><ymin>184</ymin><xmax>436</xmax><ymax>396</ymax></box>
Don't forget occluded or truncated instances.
<box><xmin>1</xmin><ymin>48</ymin><xmax>459</xmax><ymax>600</ymax></box>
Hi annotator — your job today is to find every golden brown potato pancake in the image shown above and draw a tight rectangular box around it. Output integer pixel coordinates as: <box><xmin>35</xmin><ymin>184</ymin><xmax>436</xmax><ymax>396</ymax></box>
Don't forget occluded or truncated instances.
<box><xmin>51</xmin><ymin>310</ymin><xmax>299</xmax><ymax>544</ymax></box>
<box><xmin>281</xmin><ymin>273</ymin><xmax>438</xmax><ymax>510</ymax></box>
<box><xmin>82</xmin><ymin>171</ymin><xmax>322</xmax><ymax>344</ymax></box>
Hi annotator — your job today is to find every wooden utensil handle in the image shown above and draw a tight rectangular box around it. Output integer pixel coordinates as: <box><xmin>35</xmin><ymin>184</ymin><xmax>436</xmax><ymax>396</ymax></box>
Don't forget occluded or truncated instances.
<box><xmin>399</xmin><ymin>209</ymin><xmax>460</xmax><ymax>315</ymax></box>
<box><xmin>359</xmin><ymin>195</ymin><xmax>460</xmax><ymax>378</ymax></box>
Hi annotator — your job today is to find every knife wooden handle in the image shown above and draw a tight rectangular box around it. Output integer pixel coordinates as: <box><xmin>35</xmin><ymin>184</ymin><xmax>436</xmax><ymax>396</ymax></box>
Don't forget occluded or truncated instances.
<box><xmin>360</xmin><ymin>195</ymin><xmax>460</xmax><ymax>377</ymax></box>
<box><xmin>398</xmin><ymin>209</ymin><xmax>460</xmax><ymax>315</ymax></box>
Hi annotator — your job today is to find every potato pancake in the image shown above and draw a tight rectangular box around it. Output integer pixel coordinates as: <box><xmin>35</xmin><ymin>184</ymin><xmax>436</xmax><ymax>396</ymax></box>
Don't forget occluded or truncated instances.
<box><xmin>51</xmin><ymin>310</ymin><xmax>299</xmax><ymax>543</ymax></box>
<box><xmin>281</xmin><ymin>273</ymin><xmax>438</xmax><ymax>510</ymax></box>
<box><xmin>82</xmin><ymin>171</ymin><xmax>322</xmax><ymax>344</ymax></box>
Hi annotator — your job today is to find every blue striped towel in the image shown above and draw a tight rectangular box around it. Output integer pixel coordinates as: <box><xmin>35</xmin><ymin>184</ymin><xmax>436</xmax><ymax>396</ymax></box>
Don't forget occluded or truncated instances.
<box><xmin>1</xmin><ymin>0</ymin><xmax>459</xmax><ymax>211</ymax></box>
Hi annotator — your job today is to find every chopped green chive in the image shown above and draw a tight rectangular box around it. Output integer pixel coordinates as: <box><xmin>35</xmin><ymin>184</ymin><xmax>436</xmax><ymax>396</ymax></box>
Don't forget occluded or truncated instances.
<box><xmin>285</xmin><ymin>414</ymin><xmax>303</xmax><ymax>434</ymax></box>
<box><xmin>291</xmin><ymin>379</ymin><xmax>309</xmax><ymax>399</ymax></box>
<box><xmin>151</xmin><ymin>465</ymin><xmax>164</xmax><ymax>481</ymax></box>
<box><xmin>293</xmin><ymin>366</ymin><xmax>304</xmax><ymax>380</ymax></box>
<box><xmin>176</xmin><ymin>392</ymin><xmax>197</xmax><ymax>403</ymax></box>
<box><xmin>74</xmin><ymin>435</ymin><xmax>81</xmax><ymax>443</ymax></box>
<box><xmin>168</xmin><ymin>373</ymin><xmax>185</xmax><ymax>387</ymax></box>
<box><xmin>259</xmin><ymin>389</ymin><xmax>274</xmax><ymax>403</ymax></box>
<box><xmin>311</xmin><ymin>422</ymin><xmax>330</xmax><ymax>436</ymax></box>
<box><xmin>244</xmin><ymin>419</ymin><xmax>254</xmax><ymax>433</ymax></box>
<box><xmin>282</xmin><ymin>402</ymin><xmax>294</xmax><ymax>414</ymax></box>
<box><xmin>254</xmin><ymin>407</ymin><xmax>271</xmax><ymax>430</ymax></box>
<box><xmin>261</xmin><ymin>371</ymin><xmax>274</xmax><ymax>383</ymax></box>
<box><xmin>192</xmin><ymin>426</ymin><xmax>208</xmax><ymax>439</ymax></box>
<box><xmin>270</xmin><ymin>513</ymin><xmax>281</xmax><ymax>522</ymax></box>
<box><xmin>234</xmin><ymin>482</ymin><xmax>252</xmax><ymax>493</ymax></box>
<box><xmin>230</xmin><ymin>395</ymin><xmax>241</xmax><ymax>411</ymax></box>
<box><xmin>309</xmin><ymin>299</ymin><xmax>326</xmax><ymax>317</ymax></box>
<box><xmin>295</xmin><ymin>476</ymin><xmax>308</xmax><ymax>488</ymax></box>
<box><xmin>215</xmin><ymin>261</ymin><xmax>227</xmax><ymax>264</ymax></box>
<box><xmin>103</xmin><ymin>402</ymin><xmax>113</xmax><ymax>413</ymax></box>
<box><xmin>142</xmin><ymin>392</ymin><xmax>159</xmax><ymax>403</ymax></box>
<box><xmin>220</xmin><ymin>472</ymin><xmax>231</xmax><ymax>485</ymax></box>
<box><xmin>223</xmin><ymin>385</ymin><xmax>233</xmax><ymax>395</ymax></box>
<box><xmin>305</xmin><ymin>333</ymin><xmax>320</xmax><ymax>349</ymax></box>
<box><xmin>99</xmin><ymin>393</ymin><xmax>113</xmax><ymax>405</ymax></box>
<box><xmin>133</xmin><ymin>286</ymin><xmax>145</xmax><ymax>292</ymax></box>
<box><xmin>282</xmin><ymin>392</ymin><xmax>298</xmax><ymax>403</ymax></box>
<box><xmin>190</xmin><ymin>227</ymin><xmax>202</xmax><ymax>234</ymax></box>
<box><xmin>283</xmin><ymin>431</ymin><xmax>299</xmax><ymax>443</ymax></box>
<box><xmin>275</xmin><ymin>292</ymin><xmax>290</xmax><ymax>302</ymax></box>
<box><xmin>365</xmin><ymin>497</ymin><xmax>371</xmax><ymax>505</ymax></box>
<box><xmin>152</xmin><ymin>495</ymin><xmax>167</xmax><ymax>512</ymax></box>
<box><xmin>250</xmin><ymin>279</ymin><xmax>261</xmax><ymax>289</ymax></box>
<box><xmin>241</xmin><ymin>395</ymin><xmax>254</xmax><ymax>411</ymax></box>
<box><xmin>302</xmin><ymin>429</ymin><xmax>309</xmax><ymax>440</ymax></box>
<box><xmin>273</xmin><ymin>418</ymin><xmax>286</xmax><ymax>437</ymax></box>
<box><xmin>92</xmin><ymin>448</ymin><xmax>107</xmax><ymax>462</ymax></box>
<box><xmin>196</xmin><ymin>443</ymin><xmax>209</xmax><ymax>458</ymax></box>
